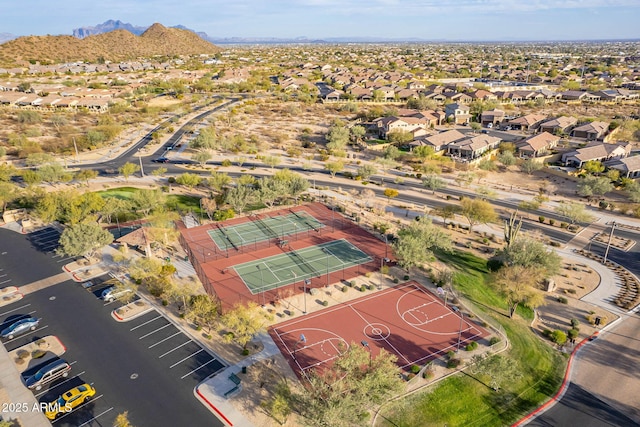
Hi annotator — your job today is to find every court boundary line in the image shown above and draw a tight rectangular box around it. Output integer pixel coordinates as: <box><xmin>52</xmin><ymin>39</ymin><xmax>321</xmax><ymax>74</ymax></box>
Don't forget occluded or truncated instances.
<box><xmin>272</xmin><ymin>282</ymin><xmax>484</xmax><ymax>371</ymax></box>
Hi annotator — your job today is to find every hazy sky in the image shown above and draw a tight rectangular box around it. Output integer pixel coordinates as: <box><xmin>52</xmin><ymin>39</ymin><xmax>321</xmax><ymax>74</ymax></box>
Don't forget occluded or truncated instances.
<box><xmin>4</xmin><ymin>0</ymin><xmax>640</xmax><ymax>40</ymax></box>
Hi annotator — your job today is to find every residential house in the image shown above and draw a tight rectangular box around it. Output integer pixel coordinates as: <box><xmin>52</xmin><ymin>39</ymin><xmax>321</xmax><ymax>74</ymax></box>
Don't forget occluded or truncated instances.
<box><xmin>410</xmin><ymin>129</ymin><xmax>466</xmax><ymax>153</ymax></box>
<box><xmin>559</xmin><ymin>90</ymin><xmax>600</xmax><ymax>102</ymax></box>
<box><xmin>469</xmin><ymin>89</ymin><xmax>498</xmax><ymax>102</ymax></box>
<box><xmin>571</xmin><ymin>121</ymin><xmax>610</xmax><ymax>141</ymax></box>
<box><xmin>373</xmin><ymin>116</ymin><xmax>429</xmax><ymax>139</ymax></box>
<box><xmin>422</xmin><ymin>91</ymin><xmax>447</xmax><ymax>103</ymax></box>
<box><xmin>445</xmin><ymin>103</ymin><xmax>471</xmax><ymax>125</ymax></box>
<box><xmin>516</xmin><ymin>132</ymin><xmax>560</xmax><ymax>158</ymax></box>
<box><xmin>605</xmin><ymin>156</ymin><xmax>640</xmax><ymax>178</ymax></box>
<box><xmin>539</xmin><ymin>116</ymin><xmax>577</xmax><ymax>135</ymax></box>
<box><xmin>480</xmin><ymin>109</ymin><xmax>505</xmax><ymax>127</ymax></box>
<box><xmin>508</xmin><ymin>114</ymin><xmax>547</xmax><ymax>132</ymax></box>
<box><xmin>447</xmin><ymin>134</ymin><xmax>501</xmax><ymax>161</ymax></box>
<box><xmin>562</xmin><ymin>142</ymin><xmax>630</xmax><ymax>168</ymax></box>
<box><xmin>445</xmin><ymin>92</ymin><xmax>472</xmax><ymax>104</ymax></box>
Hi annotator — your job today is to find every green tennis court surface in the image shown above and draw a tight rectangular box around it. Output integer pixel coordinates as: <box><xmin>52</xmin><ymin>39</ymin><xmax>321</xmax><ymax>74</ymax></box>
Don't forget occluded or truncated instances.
<box><xmin>207</xmin><ymin>211</ymin><xmax>324</xmax><ymax>251</ymax></box>
<box><xmin>234</xmin><ymin>239</ymin><xmax>372</xmax><ymax>294</ymax></box>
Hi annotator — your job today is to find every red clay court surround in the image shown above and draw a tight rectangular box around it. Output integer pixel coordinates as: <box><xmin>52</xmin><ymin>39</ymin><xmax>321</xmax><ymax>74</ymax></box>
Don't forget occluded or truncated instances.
<box><xmin>177</xmin><ymin>203</ymin><xmax>390</xmax><ymax>311</ymax></box>
<box><xmin>269</xmin><ymin>281</ymin><xmax>490</xmax><ymax>378</ymax></box>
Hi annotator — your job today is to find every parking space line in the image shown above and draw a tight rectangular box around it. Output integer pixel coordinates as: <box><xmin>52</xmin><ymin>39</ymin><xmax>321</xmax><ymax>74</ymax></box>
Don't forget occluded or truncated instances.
<box><xmin>170</xmin><ymin>349</ymin><xmax>203</xmax><ymax>368</ymax></box>
<box><xmin>0</xmin><ymin>304</ymin><xmax>32</xmax><ymax>317</ymax></box>
<box><xmin>148</xmin><ymin>331</ymin><xmax>182</xmax><ymax>348</ymax></box>
<box><xmin>138</xmin><ymin>323</ymin><xmax>172</xmax><ymax>339</ymax></box>
<box><xmin>129</xmin><ymin>315</ymin><xmax>162</xmax><ymax>331</ymax></box>
<box><xmin>34</xmin><ymin>371</ymin><xmax>85</xmax><ymax>398</ymax></box>
<box><xmin>52</xmin><ymin>394</ymin><xmax>104</xmax><ymax>424</ymax></box>
<box><xmin>180</xmin><ymin>358</ymin><xmax>218</xmax><ymax>379</ymax></box>
<box><xmin>77</xmin><ymin>407</ymin><xmax>114</xmax><ymax>427</ymax></box>
<box><xmin>4</xmin><ymin>325</ymin><xmax>48</xmax><ymax>344</ymax></box>
<box><xmin>0</xmin><ymin>279</ymin><xmax>12</xmax><ymax>285</ymax></box>
<box><xmin>159</xmin><ymin>341</ymin><xmax>192</xmax><ymax>358</ymax></box>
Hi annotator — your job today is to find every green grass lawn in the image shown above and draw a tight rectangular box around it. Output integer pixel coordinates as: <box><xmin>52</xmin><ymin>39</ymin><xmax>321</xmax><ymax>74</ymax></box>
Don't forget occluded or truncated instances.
<box><xmin>96</xmin><ymin>187</ymin><xmax>203</xmax><ymax>215</ymax></box>
<box><xmin>376</xmin><ymin>250</ymin><xmax>565</xmax><ymax>427</ymax></box>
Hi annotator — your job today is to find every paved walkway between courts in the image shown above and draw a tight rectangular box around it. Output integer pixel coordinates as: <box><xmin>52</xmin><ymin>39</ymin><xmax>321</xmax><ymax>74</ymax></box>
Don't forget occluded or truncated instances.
<box><xmin>195</xmin><ymin>331</ymin><xmax>281</xmax><ymax>427</ymax></box>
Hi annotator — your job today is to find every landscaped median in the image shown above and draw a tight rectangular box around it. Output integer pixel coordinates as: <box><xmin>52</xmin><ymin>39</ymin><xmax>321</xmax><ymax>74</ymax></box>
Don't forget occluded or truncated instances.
<box><xmin>9</xmin><ymin>335</ymin><xmax>66</xmax><ymax>373</ymax></box>
<box><xmin>111</xmin><ymin>299</ymin><xmax>153</xmax><ymax>322</ymax></box>
<box><xmin>0</xmin><ymin>286</ymin><xmax>23</xmax><ymax>308</ymax></box>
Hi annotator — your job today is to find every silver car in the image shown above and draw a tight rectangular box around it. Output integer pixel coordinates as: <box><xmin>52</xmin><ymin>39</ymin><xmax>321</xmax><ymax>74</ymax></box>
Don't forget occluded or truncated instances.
<box><xmin>25</xmin><ymin>359</ymin><xmax>71</xmax><ymax>390</ymax></box>
<box><xmin>1</xmin><ymin>317</ymin><xmax>40</xmax><ymax>339</ymax></box>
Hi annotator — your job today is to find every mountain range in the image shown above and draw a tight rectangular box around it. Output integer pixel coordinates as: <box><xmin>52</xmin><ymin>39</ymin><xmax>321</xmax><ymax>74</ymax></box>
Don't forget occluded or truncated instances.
<box><xmin>0</xmin><ymin>23</ymin><xmax>220</xmax><ymax>65</ymax></box>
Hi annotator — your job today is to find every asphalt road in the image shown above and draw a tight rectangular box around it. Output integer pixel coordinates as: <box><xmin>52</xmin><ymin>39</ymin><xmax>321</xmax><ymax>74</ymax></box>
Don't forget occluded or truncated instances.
<box><xmin>0</xmin><ymin>228</ymin><xmax>224</xmax><ymax>427</ymax></box>
<box><xmin>528</xmin><ymin>310</ymin><xmax>640</xmax><ymax>427</ymax></box>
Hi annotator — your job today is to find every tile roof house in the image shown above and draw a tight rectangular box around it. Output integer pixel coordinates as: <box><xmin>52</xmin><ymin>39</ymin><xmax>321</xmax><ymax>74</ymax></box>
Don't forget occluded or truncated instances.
<box><xmin>373</xmin><ymin>116</ymin><xmax>429</xmax><ymax>139</ymax></box>
<box><xmin>445</xmin><ymin>103</ymin><xmax>471</xmax><ymax>125</ymax></box>
<box><xmin>571</xmin><ymin>121</ymin><xmax>610</xmax><ymax>141</ymax></box>
<box><xmin>469</xmin><ymin>89</ymin><xmax>498</xmax><ymax>101</ymax></box>
<box><xmin>605</xmin><ymin>156</ymin><xmax>640</xmax><ymax>178</ymax></box>
<box><xmin>447</xmin><ymin>134</ymin><xmax>501</xmax><ymax>161</ymax></box>
<box><xmin>409</xmin><ymin>129</ymin><xmax>466</xmax><ymax>153</ymax></box>
<box><xmin>480</xmin><ymin>109</ymin><xmax>505</xmax><ymax>126</ymax></box>
<box><xmin>539</xmin><ymin>116</ymin><xmax>578</xmax><ymax>135</ymax></box>
<box><xmin>562</xmin><ymin>142</ymin><xmax>630</xmax><ymax>168</ymax></box>
<box><xmin>508</xmin><ymin>114</ymin><xmax>547</xmax><ymax>132</ymax></box>
<box><xmin>516</xmin><ymin>132</ymin><xmax>560</xmax><ymax>158</ymax></box>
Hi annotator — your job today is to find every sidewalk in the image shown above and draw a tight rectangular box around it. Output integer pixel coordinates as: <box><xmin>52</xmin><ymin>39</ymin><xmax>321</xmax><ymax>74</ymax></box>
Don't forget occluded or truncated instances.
<box><xmin>0</xmin><ymin>344</ymin><xmax>50</xmax><ymax>426</ymax></box>
<box><xmin>195</xmin><ymin>332</ymin><xmax>281</xmax><ymax>427</ymax></box>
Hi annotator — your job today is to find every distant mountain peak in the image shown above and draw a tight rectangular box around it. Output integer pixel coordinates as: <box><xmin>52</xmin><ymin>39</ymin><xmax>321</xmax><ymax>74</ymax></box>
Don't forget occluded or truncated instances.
<box><xmin>72</xmin><ymin>20</ymin><xmax>147</xmax><ymax>38</ymax></box>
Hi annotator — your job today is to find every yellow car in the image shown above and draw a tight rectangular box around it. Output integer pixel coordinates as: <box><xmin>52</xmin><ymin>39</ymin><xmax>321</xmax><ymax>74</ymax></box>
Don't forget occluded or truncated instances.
<box><xmin>45</xmin><ymin>383</ymin><xmax>96</xmax><ymax>420</ymax></box>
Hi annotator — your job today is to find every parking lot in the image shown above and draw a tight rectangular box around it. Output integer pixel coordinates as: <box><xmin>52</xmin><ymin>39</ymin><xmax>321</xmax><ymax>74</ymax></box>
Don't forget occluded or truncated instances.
<box><xmin>0</xmin><ymin>227</ymin><xmax>225</xmax><ymax>426</ymax></box>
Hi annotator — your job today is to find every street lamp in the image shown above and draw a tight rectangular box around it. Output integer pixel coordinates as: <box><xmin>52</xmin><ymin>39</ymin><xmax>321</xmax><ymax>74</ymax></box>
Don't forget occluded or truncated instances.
<box><xmin>456</xmin><ymin>310</ymin><xmax>464</xmax><ymax>352</ymax></box>
<box><xmin>138</xmin><ymin>149</ymin><xmax>145</xmax><ymax>178</ymax></box>
<box><xmin>361</xmin><ymin>340</ymin><xmax>372</xmax><ymax>367</ymax></box>
<box><xmin>257</xmin><ymin>265</ymin><xmax>265</xmax><ymax>307</ymax></box>
<box><xmin>322</xmin><ymin>248</ymin><xmax>330</xmax><ymax>289</ymax></box>
<box><xmin>603</xmin><ymin>221</ymin><xmax>616</xmax><ymax>263</ymax></box>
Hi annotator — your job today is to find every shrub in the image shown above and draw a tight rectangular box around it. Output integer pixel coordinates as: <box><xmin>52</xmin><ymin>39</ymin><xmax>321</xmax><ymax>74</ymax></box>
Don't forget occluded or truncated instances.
<box><xmin>350</xmin><ymin>280</ymin><xmax>356</xmax><ymax>287</ymax></box>
<box><xmin>489</xmin><ymin>336</ymin><xmax>501</xmax><ymax>346</ymax></box>
<box><xmin>168</xmin><ymin>176</ymin><xmax>176</xmax><ymax>184</ymax></box>
<box><xmin>410</xmin><ymin>364</ymin><xmax>421</xmax><ymax>374</ymax></box>
<box><xmin>322</xmin><ymin>300</ymin><xmax>329</xmax><ymax>306</ymax></box>
<box><xmin>542</xmin><ymin>329</ymin><xmax>553</xmax><ymax>338</ymax></box>
<box><xmin>549</xmin><ymin>219</ymin><xmax>555</xmax><ymax>226</ymax></box>
<box><xmin>403</xmin><ymin>275</ymin><xmax>410</xmax><ymax>280</ymax></box>
<box><xmin>359</xmin><ymin>286</ymin><xmax>366</xmax><ymax>292</ymax></box>
<box><xmin>538</xmin><ymin>216</ymin><xmax>545</xmax><ymax>223</ymax></box>
<box><xmin>557</xmin><ymin>296</ymin><xmax>568</xmax><ymax>304</ymax></box>
<box><xmin>423</xmin><ymin>369</ymin><xmax>435</xmax><ymax>379</ymax></box>
<box><xmin>551</xmin><ymin>330</ymin><xmax>567</xmax><ymax>345</ymax></box>
<box><xmin>393</xmin><ymin>278</ymin><xmax>399</xmax><ymax>284</ymax></box>
<box><xmin>365</xmin><ymin>272</ymin><xmax>372</xmax><ymax>278</ymax></box>
<box><xmin>465</xmin><ymin>341</ymin><xmax>478</xmax><ymax>351</ymax></box>
<box><xmin>241</xmin><ymin>348</ymin><xmax>249</xmax><ymax>356</ymax></box>
<box><xmin>380</xmin><ymin>265</ymin><xmax>390</xmax><ymax>275</ymax></box>
<box><xmin>161</xmin><ymin>299</ymin><xmax>168</xmax><ymax>306</ymax></box>
<box><xmin>446</xmin><ymin>350</ymin><xmax>456</xmax><ymax>360</ymax></box>
<box><xmin>447</xmin><ymin>358</ymin><xmax>462</xmax><ymax>369</ymax></box>
<box><xmin>560</xmin><ymin>222</ymin><xmax>568</xmax><ymax>229</ymax></box>
<box><xmin>203</xmin><ymin>333</ymin><xmax>212</xmax><ymax>339</ymax></box>
<box><xmin>31</xmin><ymin>349</ymin><xmax>46</xmax><ymax>359</ymax></box>
<box><xmin>570</xmin><ymin>318</ymin><xmax>580</xmax><ymax>328</ymax></box>
<box><xmin>406</xmin><ymin>373</ymin><xmax>416</xmax><ymax>381</ymax></box>
<box><xmin>567</xmin><ymin>329</ymin><xmax>579</xmax><ymax>340</ymax></box>
<box><xmin>17</xmin><ymin>350</ymin><xmax>29</xmax><ymax>359</ymax></box>
<box><xmin>342</xmin><ymin>286</ymin><xmax>348</xmax><ymax>293</ymax></box>
<box><xmin>221</xmin><ymin>159</ymin><xmax>232</xmax><ymax>167</ymax></box>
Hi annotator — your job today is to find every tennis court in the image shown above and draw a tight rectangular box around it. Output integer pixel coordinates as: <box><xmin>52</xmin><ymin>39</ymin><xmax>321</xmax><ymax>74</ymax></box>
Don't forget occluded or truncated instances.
<box><xmin>207</xmin><ymin>211</ymin><xmax>324</xmax><ymax>251</ymax></box>
<box><xmin>234</xmin><ymin>239</ymin><xmax>372</xmax><ymax>294</ymax></box>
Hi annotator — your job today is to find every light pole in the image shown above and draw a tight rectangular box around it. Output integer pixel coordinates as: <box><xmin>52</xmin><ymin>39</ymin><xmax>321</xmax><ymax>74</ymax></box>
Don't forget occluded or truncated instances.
<box><xmin>322</xmin><ymin>248</ymin><xmax>330</xmax><ymax>289</ymax></box>
<box><xmin>361</xmin><ymin>340</ymin><xmax>372</xmax><ymax>367</ymax></box>
<box><xmin>257</xmin><ymin>265</ymin><xmax>265</xmax><ymax>307</ymax></box>
<box><xmin>138</xmin><ymin>149</ymin><xmax>145</xmax><ymax>178</ymax></box>
<box><xmin>603</xmin><ymin>221</ymin><xmax>616</xmax><ymax>263</ymax></box>
<box><xmin>456</xmin><ymin>310</ymin><xmax>464</xmax><ymax>352</ymax></box>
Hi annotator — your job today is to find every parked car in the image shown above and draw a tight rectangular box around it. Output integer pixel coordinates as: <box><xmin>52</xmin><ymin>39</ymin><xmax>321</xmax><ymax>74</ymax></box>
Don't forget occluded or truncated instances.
<box><xmin>152</xmin><ymin>157</ymin><xmax>169</xmax><ymax>163</ymax></box>
<box><xmin>1</xmin><ymin>317</ymin><xmax>40</xmax><ymax>339</ymax></box>
<box><xmin>45</xmin><ymin>384</ymin><xmax>96</xmax><ymax>420</ymax></box>
<box><xmin>25</xmin><ymin>359</ymin><xmax>71</xmax><ymax>390</ymax></box>
<box><xmin>101</xmin><ymin>286</ymin><xmax>132</xmax><ymax>303</ymax></box>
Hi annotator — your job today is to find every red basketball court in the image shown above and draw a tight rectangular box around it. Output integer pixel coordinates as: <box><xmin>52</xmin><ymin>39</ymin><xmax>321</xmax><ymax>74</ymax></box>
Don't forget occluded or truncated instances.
<box><xmin>269</xmin><ymin>281</ymin><xmax>490</xmax><ymax>377</ymax></box>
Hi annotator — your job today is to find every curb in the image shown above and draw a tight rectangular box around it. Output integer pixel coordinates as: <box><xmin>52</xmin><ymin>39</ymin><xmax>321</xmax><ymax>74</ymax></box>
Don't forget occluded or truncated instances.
<box><xmin>111</xmin><ymin>304</ymin><xmax>154</xmax><ymax>322</ymax></box>
<box><xmin>511</xmin><ymin>332</ymin><xmax>597</xmax><ymax>426</ymax></box>
<box><xmin>195</xmin><ymin>386</ymin><xmax>234</xmax><ymax>427</ymax></box>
